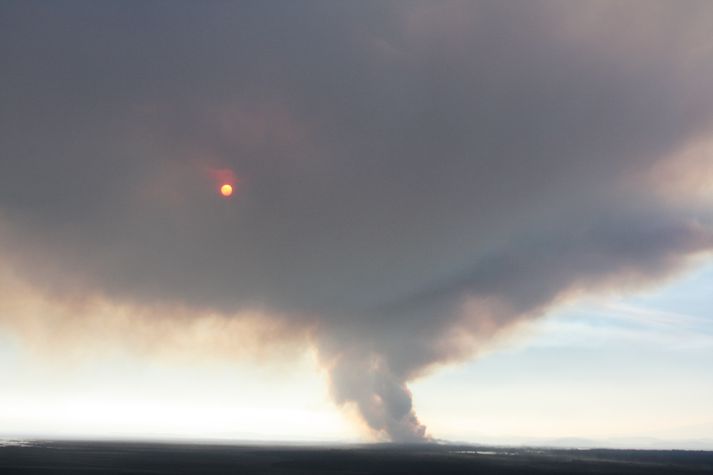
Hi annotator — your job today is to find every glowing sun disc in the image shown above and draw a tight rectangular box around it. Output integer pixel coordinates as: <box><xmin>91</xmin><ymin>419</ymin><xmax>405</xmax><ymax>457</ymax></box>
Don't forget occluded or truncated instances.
<box><xmin>220</xmin><ymin>184</ymin><xmax>233</xmax><ymax>197</ymax></box>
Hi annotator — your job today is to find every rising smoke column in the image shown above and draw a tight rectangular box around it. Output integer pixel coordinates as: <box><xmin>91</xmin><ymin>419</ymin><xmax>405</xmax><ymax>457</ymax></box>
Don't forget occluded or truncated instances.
<box><xmin>312</xmin><ymin>216</ymin><xmax>713</xmax><ymax>441</ymax></box>
<box><xmin>1</xmin><ymin>1</ymin><xmax>713</xmax><ymax>441</ymax></box>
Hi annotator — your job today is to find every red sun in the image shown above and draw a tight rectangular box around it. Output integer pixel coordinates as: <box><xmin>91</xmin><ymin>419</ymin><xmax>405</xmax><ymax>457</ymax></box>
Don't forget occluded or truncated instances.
<box><xmin>220</xmin><ymin>183</ymin><xmax>233</xmax><ymax>197</ymax></box>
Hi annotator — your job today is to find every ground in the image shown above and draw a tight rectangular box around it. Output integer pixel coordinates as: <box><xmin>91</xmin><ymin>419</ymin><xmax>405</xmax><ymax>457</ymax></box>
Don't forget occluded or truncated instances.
<box><xmin>1</xmin><ymin>441</ymin><xmax>712</xmax><ymax>474</ymax></box>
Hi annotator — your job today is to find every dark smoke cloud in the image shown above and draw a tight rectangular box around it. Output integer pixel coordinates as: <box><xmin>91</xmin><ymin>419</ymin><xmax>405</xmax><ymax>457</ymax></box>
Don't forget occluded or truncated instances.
<box><xmin>1</xmin><ymin>1</ymin><xmax>712</xmax><ymax>440</ymax></box>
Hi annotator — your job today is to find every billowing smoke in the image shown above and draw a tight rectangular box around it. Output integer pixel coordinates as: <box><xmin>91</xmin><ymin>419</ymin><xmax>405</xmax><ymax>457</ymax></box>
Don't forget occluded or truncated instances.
<box><xmin>1</xmin><ymin>1</ymin><xmax>713</xmax><ymax>441</ymax></box>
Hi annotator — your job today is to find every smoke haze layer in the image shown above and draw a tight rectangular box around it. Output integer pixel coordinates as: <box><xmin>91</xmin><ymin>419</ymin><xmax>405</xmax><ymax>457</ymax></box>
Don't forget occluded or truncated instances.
<box><xmin>1</xmin><ymin>1</ymin><xmax>713</xmax><ymax>440</ymax></box>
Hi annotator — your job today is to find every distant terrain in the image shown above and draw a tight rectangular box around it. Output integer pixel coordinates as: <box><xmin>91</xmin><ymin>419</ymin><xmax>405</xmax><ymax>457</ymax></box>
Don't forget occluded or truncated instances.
<box><xmin>1</xmin><ymin>441</ymin><xmax>712</xmax><ymax>474</ymax></box>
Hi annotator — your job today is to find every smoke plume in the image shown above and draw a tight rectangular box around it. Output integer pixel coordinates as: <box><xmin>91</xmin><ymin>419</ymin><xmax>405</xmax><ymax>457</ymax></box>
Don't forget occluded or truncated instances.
<box><xmin>1</xmin><ymin>1</ymin><xmax>713</xmax><ymax>441</ymax></box>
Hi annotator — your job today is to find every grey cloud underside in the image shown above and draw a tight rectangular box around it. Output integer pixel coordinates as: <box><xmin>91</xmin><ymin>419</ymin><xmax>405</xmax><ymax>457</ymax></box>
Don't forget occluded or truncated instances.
<box><xmin>1</xmin><ymin>1</ymin><xmax>713</xmax><ymax>441</ymax></box>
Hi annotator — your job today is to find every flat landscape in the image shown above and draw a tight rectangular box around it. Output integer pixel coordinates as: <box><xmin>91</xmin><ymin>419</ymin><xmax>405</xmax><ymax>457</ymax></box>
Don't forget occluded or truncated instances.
<box><xmin>1</xmin><ymin>441</ymin><xmax>712</xmax><ymax>474</ymax></box>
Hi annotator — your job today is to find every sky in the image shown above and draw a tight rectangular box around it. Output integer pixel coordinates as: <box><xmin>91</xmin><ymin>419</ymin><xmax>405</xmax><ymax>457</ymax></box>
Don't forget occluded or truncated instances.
<box><xmin>1</xmin><ymin>1</ymin><xmax>712</xmax><ymax>445</ymax></box>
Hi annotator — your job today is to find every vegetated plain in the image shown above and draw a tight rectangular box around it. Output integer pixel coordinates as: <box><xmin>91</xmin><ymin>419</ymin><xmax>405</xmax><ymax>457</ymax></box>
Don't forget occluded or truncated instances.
<box><xmin>1</xmin><ymin>440</ymin><xmax>713</xmax><ymax>474</ymax></box>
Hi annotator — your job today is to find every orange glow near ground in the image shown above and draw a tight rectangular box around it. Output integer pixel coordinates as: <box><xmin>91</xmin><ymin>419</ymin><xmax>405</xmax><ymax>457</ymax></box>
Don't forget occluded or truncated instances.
<box><xmin>220</xmin><ymin>184</ymin><xmax>233</xmax><ymax>197</ymax></box>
